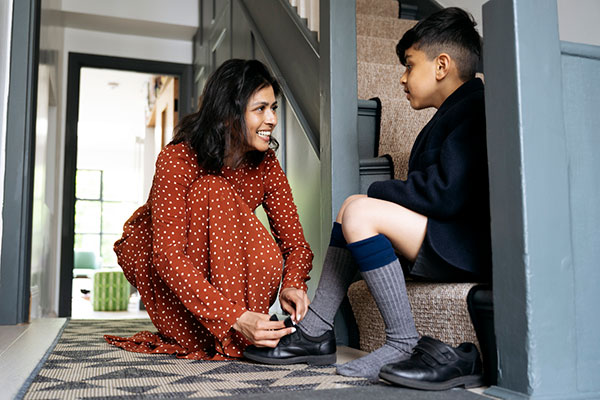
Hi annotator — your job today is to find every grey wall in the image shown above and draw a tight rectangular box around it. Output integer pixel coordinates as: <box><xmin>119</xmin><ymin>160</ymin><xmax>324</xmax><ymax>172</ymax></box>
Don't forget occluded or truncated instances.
<box><xmin>560</xmin><ymin>42</ymin><xmax>600</xmax><ymax>394</ymax></box>
<box><xmin>483</xmin><ymin>0</ymin><xmax>600</xmax><ymax>398</ymax></box>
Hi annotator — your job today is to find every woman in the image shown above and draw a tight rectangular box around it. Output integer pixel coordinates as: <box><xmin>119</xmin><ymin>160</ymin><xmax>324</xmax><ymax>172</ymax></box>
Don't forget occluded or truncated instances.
<box><xmin>106</xmin><ymin>59</ymin><xmax>313</xmax><ymax>360</ymax></box>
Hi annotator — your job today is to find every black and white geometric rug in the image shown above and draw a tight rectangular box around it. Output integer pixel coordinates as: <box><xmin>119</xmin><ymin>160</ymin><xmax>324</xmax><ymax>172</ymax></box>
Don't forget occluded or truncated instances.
<box><xmin>20</xmin><ymin>319</ymin><xmax>371</xmax><ymax>399</ymax></box>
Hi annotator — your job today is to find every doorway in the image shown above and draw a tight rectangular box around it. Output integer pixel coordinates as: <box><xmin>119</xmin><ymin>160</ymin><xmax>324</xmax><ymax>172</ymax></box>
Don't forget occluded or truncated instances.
<box><xmin>59</xmin><ymin>53</ymin><xmax>192</xmax><ymax>318</ymax></box>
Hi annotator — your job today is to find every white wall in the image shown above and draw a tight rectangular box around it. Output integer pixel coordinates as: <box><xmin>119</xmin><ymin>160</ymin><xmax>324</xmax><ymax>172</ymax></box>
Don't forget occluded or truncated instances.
<box><xmin>438</xmin><ymin>0</ymin><xmax>600</xmax><ymax>46</ymax></box>
<box><xmin>0</xmin><ymin>0</ymin><xmax>13</xmax><ymax>275</ymax></box>
<box><xmin>60</xmin><ymin>0</ymin><xmax>198</xmax><ymax>28</ymax></box>
<box><xmin>63</xmin><ymin>28</ymin><xmax>193</xmax><ymax>65</ymax></box>
<box><xmin>31</xmin><ymin>0</ymin><xmax>65</xmax><ymax>318</ymax></box>
<box><xmin>557</xmin><ymin>0</ymin><xmax>600</xmax><ymax>46</ymax></box>
<box><xmin>34</xmin><ymin>0</ymin><xmax>198</xmax><ymax>316</ymax></box>
<box><xmin>437</xmin><ymin>0</ymin><xmax>484</xmax><ymax>33</ymax></box>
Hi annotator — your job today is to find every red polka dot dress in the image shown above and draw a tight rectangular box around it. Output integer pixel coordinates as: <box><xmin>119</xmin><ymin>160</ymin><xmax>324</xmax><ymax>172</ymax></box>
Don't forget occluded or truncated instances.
<box><xmin>105</xmin><ymin>142</ymin><xmax>313</xmax><ymax>360</ymax></box>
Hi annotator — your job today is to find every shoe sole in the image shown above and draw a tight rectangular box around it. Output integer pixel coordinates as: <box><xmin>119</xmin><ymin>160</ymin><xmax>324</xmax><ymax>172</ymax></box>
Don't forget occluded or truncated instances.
<box><xmin>379</xmin><ymin>371</ymin><xmax>484</xmax><ymax>391</ymax></box>
<box><xmin>244</xmin><ymin>352</ymin><xmax>336</xmax><ymax>366</ymax></box>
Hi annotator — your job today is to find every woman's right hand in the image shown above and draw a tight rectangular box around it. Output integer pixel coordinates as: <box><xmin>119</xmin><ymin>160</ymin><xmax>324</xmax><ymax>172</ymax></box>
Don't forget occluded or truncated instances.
<box><xmin>233</xmin><ymin>311</ymin><xmax>296</xmax><ymax>348</ymax></box>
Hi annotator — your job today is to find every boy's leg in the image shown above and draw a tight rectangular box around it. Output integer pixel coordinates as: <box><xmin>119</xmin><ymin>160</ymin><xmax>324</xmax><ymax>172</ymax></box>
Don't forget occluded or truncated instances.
<box><xmin>336</xmin><ymin>197</ymin><xmax>426</xmax><ymax>379</ymax></box>
<box><xmin>244</xmin><ymin>196</ymin><xmax>425</xmax><ymax>372</ymax></box>
<box><xmin>298</xmin><ymin>221</ymin><xmax>359</xmax><ymax>336</ymax></box>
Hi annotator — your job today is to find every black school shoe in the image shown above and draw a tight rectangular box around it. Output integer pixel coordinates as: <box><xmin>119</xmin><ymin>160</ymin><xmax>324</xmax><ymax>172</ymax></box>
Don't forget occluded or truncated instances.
<box><xmin>379</xmin><ymin>336</ymin><xmax>484</xmax><ymax>391</ymax></box>
<box><xmin>243</xmin><ymin>326</ymin><xmax>336</xmax><ymax>366</ymax></box>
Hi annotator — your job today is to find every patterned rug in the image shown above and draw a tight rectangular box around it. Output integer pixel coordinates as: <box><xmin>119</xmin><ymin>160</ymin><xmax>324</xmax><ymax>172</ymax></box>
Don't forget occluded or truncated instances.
<box><xmin>20</xmin><ymin>319</ymin><xmax>370</xmax><ymax>399</ymax></box>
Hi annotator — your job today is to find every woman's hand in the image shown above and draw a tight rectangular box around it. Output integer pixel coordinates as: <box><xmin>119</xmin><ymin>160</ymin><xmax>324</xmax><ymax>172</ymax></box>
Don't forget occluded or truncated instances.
<box><xmin>279</xmin><ymin>288</ymin><xmax>310</xmax><ymax>324</ymax></box>
<box><xmin>233</xmin><ymin>311</ymin><xmax>295</xmax><ymax>347</ymax></box>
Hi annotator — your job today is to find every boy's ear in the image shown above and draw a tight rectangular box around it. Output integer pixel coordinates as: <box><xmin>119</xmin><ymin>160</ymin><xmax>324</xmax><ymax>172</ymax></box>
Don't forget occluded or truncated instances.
<box><xmin>435</xmin><ymin>53</ymin><xmax>451</xmax><ymax>81</ymax></box>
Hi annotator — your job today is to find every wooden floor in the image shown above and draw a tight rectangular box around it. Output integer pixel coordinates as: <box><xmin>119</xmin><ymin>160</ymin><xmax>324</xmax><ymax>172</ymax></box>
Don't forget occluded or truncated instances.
<box><xmin>0</xmin><ymin>318</ymin><xmax>67</xmax><ymax>400</ymax></box>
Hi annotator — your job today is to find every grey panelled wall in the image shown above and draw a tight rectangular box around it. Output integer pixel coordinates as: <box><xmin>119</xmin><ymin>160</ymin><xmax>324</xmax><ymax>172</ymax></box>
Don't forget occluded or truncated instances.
<box><xmin>483</xmin><ymin>0</ymin><xmax>600</xmax><ymax>399</ymax></box>
<box><xmin>283</xmin><ymin>103</ymin><xmax>322</xmax><ymax>300</ymax></box>
<box><xmin>560</xmin><ymin>41</ymin><xmax>600</xmax><ymax>395</ymax></box>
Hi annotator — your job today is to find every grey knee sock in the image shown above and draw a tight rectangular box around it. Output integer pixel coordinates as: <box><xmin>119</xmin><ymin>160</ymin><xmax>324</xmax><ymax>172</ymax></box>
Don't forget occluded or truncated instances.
<box><xmin>336</xmin><ymin>258</ymin><xmax>419</xmax><ymax>380</ymax></box>
<box><xmin>298</xmin><ymin>246</ymin><xmax>358</xmax><ymax>337</ymax></box>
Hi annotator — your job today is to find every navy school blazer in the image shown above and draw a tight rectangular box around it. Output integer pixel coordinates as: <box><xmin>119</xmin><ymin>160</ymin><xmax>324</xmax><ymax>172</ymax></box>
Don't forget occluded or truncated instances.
<box><xmin>367</xmin><ymin>78</ymin><xmax>491</xmax><ymax>277</ymax></box>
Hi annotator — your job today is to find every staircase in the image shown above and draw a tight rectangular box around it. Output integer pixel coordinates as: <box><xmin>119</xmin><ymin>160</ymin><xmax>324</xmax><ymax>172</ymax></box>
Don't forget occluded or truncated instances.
<box><xmin>350</xmin><ymin>0</ymin><xmax>496</xmax><ymax>385</ymax></box>
<box><xmin>356</xmin><ymin>0</ymin><xmax>435</xmax><ymax>179</ymax></box>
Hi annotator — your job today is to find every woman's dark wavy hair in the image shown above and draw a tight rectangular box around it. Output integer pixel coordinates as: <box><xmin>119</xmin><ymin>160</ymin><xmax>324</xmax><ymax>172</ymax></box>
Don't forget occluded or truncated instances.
<box><xmin>171</xmin><ymin>59</ymin><xmax>281</xmax><ymax>173</ymax></box>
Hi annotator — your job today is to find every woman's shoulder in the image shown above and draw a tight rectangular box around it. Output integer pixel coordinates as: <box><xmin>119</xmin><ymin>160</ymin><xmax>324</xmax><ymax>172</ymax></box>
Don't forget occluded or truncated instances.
<box><xmin>261</xmin><ymin>148</ymin><xmax>279</xmax><ymax>165</ymax></box>
<box><xmin>158</xmin><ymin>141</ymin><xmax>197</xmax><ymax>163</ymax></box>
<box><xmin>156</xmin><ymin>141</ymin><xmax>200</xmax><ymax>174</ymax></box>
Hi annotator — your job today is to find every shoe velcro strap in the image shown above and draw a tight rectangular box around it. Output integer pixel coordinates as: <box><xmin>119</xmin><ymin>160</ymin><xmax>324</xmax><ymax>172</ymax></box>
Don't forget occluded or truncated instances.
<box><xmin>414</xmin><ymin>337</ymin><xmax>457</xmax><ymax>366</ymax></box>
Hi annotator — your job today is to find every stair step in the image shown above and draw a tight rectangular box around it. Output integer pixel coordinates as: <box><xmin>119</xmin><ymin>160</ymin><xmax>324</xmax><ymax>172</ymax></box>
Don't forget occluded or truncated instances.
<box><xmin>357</xmin><ymin>35</ymin><xmax>399</xmax><ymax>65</ymax></box>
<box><xmin>356</xmin><ymin>13</ymin><xmax>416</xmax><ymax>40</ymax></box>
<box><xmin>356</xmin><ymin>0</ymin><xmax>398</xmax><ymax>18</ymax></box>
<box><xmin>358</xmin><ymin>61</ymin><xmax>403</xmax><ymax>100</ymax></box>
<box><xmin>348</xmin><ymin>280</ymin><xmax>480</xmax><ymax>353</ymax></box>
<box><xmin>375</xmin><ymin>96</ymin><xmax>435</xmax><ymax>179</ymax></box>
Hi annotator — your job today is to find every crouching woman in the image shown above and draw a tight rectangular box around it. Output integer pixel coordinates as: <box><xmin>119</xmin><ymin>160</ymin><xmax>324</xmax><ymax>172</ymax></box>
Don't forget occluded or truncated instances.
<box><xmin>105</xmin><ymin>59</ymin><xmax>312</xmax><ymax>360</ymax></box>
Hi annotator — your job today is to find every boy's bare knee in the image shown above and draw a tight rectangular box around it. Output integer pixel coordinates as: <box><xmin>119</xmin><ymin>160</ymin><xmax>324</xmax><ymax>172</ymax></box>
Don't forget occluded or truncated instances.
<box><xmin>340</xmin><ymin>197</ymin><xmax>376</xmax><ymax>233</ymax></box>
<box><xmin>336</xmin><ymin>194</ymin><xmax>367</xmax><ymax>222</ymax></box>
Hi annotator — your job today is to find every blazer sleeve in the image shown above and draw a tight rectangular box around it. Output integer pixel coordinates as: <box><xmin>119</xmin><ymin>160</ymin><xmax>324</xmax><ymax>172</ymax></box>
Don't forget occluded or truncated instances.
<box><xmin>261</xmin><ymin>151</ymin><xmax>313</xmax><ymax>292</ymax></box>
<box><xmin>150</xmin><ymin>145</ymin><xmax>247</xmax><ymax>343</ymax></box>
<box><xmin>368</xmin><ymin>117</ymin><xmax>484</xmax><ymax>219</ymax></box>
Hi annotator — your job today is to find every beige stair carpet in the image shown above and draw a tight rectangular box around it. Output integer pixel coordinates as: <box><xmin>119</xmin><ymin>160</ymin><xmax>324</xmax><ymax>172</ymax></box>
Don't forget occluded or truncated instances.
<box><xmin>356</xmin><ymin>0</ymin><xmax>435</xmax><ymax>180</ymax></box>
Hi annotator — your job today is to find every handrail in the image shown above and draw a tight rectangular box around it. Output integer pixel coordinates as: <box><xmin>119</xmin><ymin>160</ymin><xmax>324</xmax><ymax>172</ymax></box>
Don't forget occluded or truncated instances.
<box><xmin>561</xmin><ymin>41</ymin><xmax>600</xmax><ymax>60</ymax></box>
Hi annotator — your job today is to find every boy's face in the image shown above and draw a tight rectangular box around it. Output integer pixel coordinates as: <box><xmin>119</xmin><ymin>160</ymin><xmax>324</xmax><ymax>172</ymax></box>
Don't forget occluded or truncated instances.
<box><xmin>400</xmin><ymin>46</ymin><xmax>439</xmax><ymax>110</ymax></box>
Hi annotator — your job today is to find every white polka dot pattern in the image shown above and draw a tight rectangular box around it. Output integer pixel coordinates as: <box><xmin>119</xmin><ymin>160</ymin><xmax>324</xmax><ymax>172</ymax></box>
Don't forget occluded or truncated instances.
<box><xmin>110</xmin><ymin>142</ymin><xmax>313</xmax><ymax>359</ymax></box>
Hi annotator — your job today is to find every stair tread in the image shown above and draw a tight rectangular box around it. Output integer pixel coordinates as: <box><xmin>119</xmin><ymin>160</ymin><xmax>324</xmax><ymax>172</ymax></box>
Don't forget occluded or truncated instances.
<box><xmin>356</xmin><ymin>13</ymin><xmax>416</xmax><ymax>39</ymax></box>
<box><xmin>348</xmin><ymin>280</ymin><xmax>480</xmax><ymax>352</ymax></box>
<box><xmin>357</xmin><ymin>35</ymin><xmax>399</xmax><ymax>65</ymax></box>
<box><xmin>356</xmin><ymin>0</ymin><xmax>398</xmax><ymax>18</ymax></box>
<box><xmin>357</xmin><ymin>61</ymin><xmax>403</xmax><ymax>100</ymax></box>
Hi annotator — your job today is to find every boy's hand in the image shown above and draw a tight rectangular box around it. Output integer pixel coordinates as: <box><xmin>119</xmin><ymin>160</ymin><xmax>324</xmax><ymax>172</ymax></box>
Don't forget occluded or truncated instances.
<box><xmin>233</xmin><ymin>311</ymin><xmax>295</xmax><ymax>347</ymax></box>
<box><xmin>279</xmin><ymin>288</ymin><xmax>310</xmax><ymax>324</ymax></box>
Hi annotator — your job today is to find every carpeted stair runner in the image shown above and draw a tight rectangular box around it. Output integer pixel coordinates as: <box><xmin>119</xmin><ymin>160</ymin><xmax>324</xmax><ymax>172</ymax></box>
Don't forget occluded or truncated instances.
<box><xmin>356</xmin><ymin>0</ymin><xmax>435</xmax><ymax>179</ymax></box>
<box><xmin>352</xmin><ymin>0</ymin><xmax>482</xmax><ymax>358</ymax></box>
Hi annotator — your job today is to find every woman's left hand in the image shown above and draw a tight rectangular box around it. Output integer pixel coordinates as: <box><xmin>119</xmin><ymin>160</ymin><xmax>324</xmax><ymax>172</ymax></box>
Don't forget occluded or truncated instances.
<box><xmin>279</xmin><ymin>288</ymin><xmax>310</xmax><ymax>324</ymax></box>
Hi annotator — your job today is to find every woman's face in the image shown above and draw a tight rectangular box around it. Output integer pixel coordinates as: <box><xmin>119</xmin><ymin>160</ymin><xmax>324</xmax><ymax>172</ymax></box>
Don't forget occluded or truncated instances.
<box><xmin>244</xmin><ymin>85</ymin><xmax>278</xmax><ymax>152</ymax></box>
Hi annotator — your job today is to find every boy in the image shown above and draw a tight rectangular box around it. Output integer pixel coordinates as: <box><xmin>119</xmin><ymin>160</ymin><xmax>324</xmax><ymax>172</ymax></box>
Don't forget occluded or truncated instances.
<box><xmin>244</xmin><ymin>7</ymin><xmax>490</xmax><ymax>390</ymax></box>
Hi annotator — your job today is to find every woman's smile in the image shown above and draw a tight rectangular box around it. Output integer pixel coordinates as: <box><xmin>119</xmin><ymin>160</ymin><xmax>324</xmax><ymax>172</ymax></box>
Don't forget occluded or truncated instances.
<box><xmin>245</xmin><ymin>85</ymin><xmax>278</xmax><ymax>152</ymax></box>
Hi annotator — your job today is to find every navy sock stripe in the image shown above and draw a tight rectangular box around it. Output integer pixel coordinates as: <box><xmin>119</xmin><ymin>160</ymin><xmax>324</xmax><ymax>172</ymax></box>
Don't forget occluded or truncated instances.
<box><xmin>347</xmin><ymin>234</ymin><xmax>398</xmax><ymax>272</ymax></box>
<box><xmin>329</xmin><ymin>222</ymin><xmax>347</xmax><ymax>248</ymax></box>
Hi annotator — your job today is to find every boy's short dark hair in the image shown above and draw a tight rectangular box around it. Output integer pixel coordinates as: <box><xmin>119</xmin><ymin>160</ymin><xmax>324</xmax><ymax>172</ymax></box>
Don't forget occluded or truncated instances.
<box><xmin>396</xmin><ymin>7</ymin><xmax>481</xmax><ymax>81</ymax></box>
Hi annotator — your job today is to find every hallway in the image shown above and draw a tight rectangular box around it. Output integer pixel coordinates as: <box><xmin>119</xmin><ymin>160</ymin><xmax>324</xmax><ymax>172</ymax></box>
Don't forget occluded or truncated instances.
<box><xmin>2</xmin><ymin>319</ymin><xmax>491</xmax><ymax>399</ymax></box>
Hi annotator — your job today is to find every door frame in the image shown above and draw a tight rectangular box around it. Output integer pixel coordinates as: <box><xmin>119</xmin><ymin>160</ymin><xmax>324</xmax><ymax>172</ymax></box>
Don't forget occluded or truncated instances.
<box><xmin>58</xmin><ymin>52</ymin><xmax>192</xmax><ymax>317</ymax></box>
<box><xmin>0</xmin><ymin>0</ymin><xmax>41</xmax><ymax>325</ymax></box>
